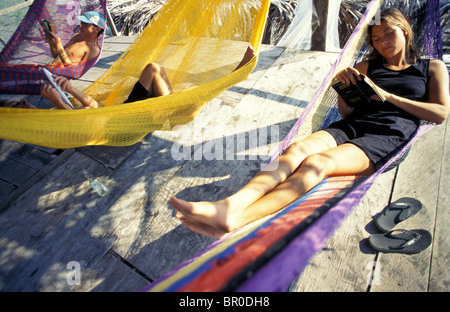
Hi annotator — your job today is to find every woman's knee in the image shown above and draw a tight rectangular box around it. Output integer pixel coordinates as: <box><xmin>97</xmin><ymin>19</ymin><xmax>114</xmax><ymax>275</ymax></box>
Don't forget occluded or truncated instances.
<box><xmin>287</xmin><ymin>141</ymin><xmax>308</xmax><ymax>157</ymax></box>
<box><xmin>139</xmin><ymin>63</ymin><xmax>162</xmax><ymax>86</ymax></box>
<box><xmin>300</xmin><ymin>153</ymin><xmax>334</xmax><ymax>177</ymax></box>
<box><xmin>287</xmin><ymin>141</ymin><xmax>321</xmax><ymax>159</ymax></box>
<box><xmin>143</xmin><ymin>62</ymin><xmax>162</xmax><ymax>74</ymax></box>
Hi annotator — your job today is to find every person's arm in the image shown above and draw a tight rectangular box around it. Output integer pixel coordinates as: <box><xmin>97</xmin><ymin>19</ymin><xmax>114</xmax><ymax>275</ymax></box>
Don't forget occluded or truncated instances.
<box><xmin>42</xmin><ymin>28</ymin><xmax>59</xmax><ymax>58</ymax></box>
<box><xmin>335</xmin><ymin>61</ymin><xmax>369</xmax><ymax>119</ymax></box>
<box><xmin>41</xmin><ymin>76</ymin><xmax>99</xmax><ymax>109</ymax></box>
<box><xmin>57</xmin><ymin>76</ymin><xmax>99</xmax><ymax>108</ymax></box>
<box><xmin>53</xmin><ymin>49</ymin><xmax>72</xmax><ymax>65</ymax></box>
<box><xmin>371</xmin><ymin>60</ymin><xmax>450</xmax><ymax>124</ymax></box>
<box><xmin>43</xmin><ymin>29</ymin><xmax>73</xmax><ymax>65</ymax></box>
<box><xmin>41</xmin><ymin>82</ymin><xmax>72</xmax><ymax>109</ymax></box>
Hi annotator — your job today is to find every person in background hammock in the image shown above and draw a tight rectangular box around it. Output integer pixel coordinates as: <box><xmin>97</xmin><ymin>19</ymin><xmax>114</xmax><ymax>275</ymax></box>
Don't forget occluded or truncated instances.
<box><xmin>169</xmin><ymin>8</ymin><xmax>450</xmax><ymax>239</ymax></box>
<box><xmin>43</xmin><ymin>11</ymin><xmax>106</xmax><ymax>66</ymax></box>
<box><xmin>40</xmin><ymin>45</ymin><xmax>256</xmax><ymax>109</ymax></box>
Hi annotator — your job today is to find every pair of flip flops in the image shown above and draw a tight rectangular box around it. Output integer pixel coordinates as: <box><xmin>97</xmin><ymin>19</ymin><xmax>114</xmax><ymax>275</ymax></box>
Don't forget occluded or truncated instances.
<box><xmin>368</xmin><ymin>198</ymin><xmax>432</xmax><ymax>254</ymax></box>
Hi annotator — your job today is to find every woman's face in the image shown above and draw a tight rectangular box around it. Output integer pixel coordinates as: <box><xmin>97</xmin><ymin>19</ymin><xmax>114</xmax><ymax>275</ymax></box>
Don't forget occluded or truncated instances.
<box><xmin>371</xmin><ymin>21</ymin><xmax>407</xmax><ymax>59</ymax></box>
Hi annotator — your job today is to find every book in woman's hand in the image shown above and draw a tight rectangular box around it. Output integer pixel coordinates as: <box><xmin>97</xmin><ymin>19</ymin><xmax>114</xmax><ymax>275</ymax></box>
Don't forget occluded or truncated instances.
<box><xmin>332</xmin><ymin>74</ymin><xmax>385</xmax><ymax>108</ymax></box>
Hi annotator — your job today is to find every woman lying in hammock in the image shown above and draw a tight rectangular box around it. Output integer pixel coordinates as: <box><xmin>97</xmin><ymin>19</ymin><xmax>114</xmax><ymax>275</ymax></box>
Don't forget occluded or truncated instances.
<box><xmin>39</xmin><ymin>45</ymin><xmax>256</xmax><ymax>109</ymax></box>
<box><xmin>169</xmin><ymin>8</ymin><xmax>450</xmax><ymax>239</ymax></box>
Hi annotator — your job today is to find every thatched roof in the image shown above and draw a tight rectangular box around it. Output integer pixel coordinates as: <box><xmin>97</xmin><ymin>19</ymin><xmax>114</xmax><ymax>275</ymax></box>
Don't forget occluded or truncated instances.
<box><xmin>107</xmin><ymin>0</ymin><xmax>368</xmax><ymax>44</ymax></box>
<box><xmin>107</xmin><ymin>0</ymin><xmax>166</xmax><ymax>36</ymax></box>
<box><xmin>107</xmin><ymin>0</ymin><xmax>449</xmax><ymax>51</ymax></box>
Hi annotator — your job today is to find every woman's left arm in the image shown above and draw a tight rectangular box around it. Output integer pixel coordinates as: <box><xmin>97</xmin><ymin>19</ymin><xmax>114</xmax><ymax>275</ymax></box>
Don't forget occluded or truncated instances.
<box><xmin>378</xmin><ymin>60</ymin><xmax>450</xmax><ymax>124</ymax></box>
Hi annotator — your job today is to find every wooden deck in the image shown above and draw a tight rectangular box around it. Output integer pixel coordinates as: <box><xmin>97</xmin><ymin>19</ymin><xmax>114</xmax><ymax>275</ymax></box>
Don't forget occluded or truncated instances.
<box><xmin>0</xmin><ymin>36</ymin><xmax>448</xmax><ymax>292</ymax></box>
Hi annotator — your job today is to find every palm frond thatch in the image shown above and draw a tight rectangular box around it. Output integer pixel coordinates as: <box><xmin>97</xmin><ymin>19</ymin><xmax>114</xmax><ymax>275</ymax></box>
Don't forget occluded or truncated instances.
<box><xmin>263</xmin><ymin>0</ymin><xmax>299</xmax><ymax>44</ymax></box>
<box><xmin>108</xmin><ymin>0</ymin><xmax>449</xmax><ymax>53</ymax></box>
<box><xmin>441</xmin><ymin>1</ymin><xmax>450</xmax><ymax>52</ymax></box>
<box><xmin>108</xmin><ymin>0</ymin><xmax>166</xmax><ymax>36</ymax></box>
<box><xmin>339</xmin><ymin>0</ymin><xmax>370</xmax><ymax>48</ymax></box>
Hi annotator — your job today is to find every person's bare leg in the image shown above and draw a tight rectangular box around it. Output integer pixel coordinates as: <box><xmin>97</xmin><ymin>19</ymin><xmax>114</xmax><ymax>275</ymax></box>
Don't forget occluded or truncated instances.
<box><xmin>170</xmin><ymin>131</ymin><xmax>338</xmax><ymax>235</ymax></box>
<box><xmin>175</xmin><ymin>212</ymin><xmax>227</xmax><ymax>238</ymax></box>
<box><xmin>235</xmin><ymin>143</ymin><xmax>375</xmax><ymax>230</ymax></box>
<box><xmin>172</xmin><ymin>142</ymin><xmax>375</xmax><ymax>238</ymax></box>
<box><xmin>138</xmin><ymin>45</ymin><xmax>253</xmax><ymax>98</ymax></box>
<box><xmin>138</xmin><ymin>63</ymin><xmax>173</xmax><ymax>97</ymax></box>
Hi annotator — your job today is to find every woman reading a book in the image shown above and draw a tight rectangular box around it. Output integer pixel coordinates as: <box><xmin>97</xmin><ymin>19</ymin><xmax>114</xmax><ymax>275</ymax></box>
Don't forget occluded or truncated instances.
<box><xmin>170</xmin><ymin>8</ymin><xmax>450</xmax><ymax>238</ymax></box>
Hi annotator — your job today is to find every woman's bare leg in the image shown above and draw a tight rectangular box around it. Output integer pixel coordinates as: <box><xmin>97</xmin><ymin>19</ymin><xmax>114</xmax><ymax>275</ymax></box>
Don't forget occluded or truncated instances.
<box><xmin>138</xmin><ymin>63</ymin><xmax>173</xmax><ymax>97</ymax></box>
<box><xmin>139</xmin><ymin>45</ymin><xmax>254</xmax><ymax>98</ymax></box>
<box><xmin>172</xmin><ymin>140</ymin><xmax>374</xmax><ymax>238</ymax></box>
<box><xmin>235</xmin><ymin>143</ymin><xmax>375</xmax><ymax>230</ymax></box>
<box><xmin>170</xmin><ymin>130</ymin><xmax>339</xmax><ymax>236</ymax></box>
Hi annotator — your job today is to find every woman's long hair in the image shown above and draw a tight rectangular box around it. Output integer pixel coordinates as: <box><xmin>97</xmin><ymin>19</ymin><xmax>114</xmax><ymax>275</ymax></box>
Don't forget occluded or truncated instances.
<box><xmin>366</xmin><ymin>8</ymin><xmax>419</xmax><ymax>63</ymax></box>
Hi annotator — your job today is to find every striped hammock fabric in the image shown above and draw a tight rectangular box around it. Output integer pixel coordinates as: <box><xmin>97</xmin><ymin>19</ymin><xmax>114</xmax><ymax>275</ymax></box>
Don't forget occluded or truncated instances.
<box><xmin>0</xmin><ymin>0</ymin><xmax>107</xmax><ymax>95</ymax></box>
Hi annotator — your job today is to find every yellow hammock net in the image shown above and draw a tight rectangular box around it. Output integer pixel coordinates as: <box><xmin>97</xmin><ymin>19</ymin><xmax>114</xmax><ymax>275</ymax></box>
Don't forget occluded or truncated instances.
<box><xmin>0</xmin><ymin>0</ymin><xmax>270</xmax><ymax>148</ymax></box>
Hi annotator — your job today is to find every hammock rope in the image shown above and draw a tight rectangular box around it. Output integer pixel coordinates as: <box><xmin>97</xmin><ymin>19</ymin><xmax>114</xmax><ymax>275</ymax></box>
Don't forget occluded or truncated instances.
<box><xmin>0</xmin><ymin>0</ymin><xmax>271</xmax><ymax>149</ymax></box>
<box><xmin>0</xmin><ymin>0</ymin><xmax>107</xmax><ymax>95</ymax></box>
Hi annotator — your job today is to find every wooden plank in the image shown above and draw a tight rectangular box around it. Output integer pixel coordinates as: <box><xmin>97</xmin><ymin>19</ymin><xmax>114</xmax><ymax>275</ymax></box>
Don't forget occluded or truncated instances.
<box><xmin>0</xmin><ymin>155</ymin><xmax>37</xmax><ymax>185</ymax></box>
<box><xmin>101</xmin><ymin>42</ymin><xmax>135</xmax><ymax>53</ymax></box>
<box><xmin>216</xmin><ymin>45</ymin><xmax>286</xmax><ymax>106</ymax></box>
<box><xmin>429</xmin><ymin>118</ymin><xmax>450</xmax><ymax>292</ymax></box>
<box><xmin>0</xmin><ymin>179</ymin><xmax>15</xmax><ymax>200</ymax></box>
<box><xmin>94</xmin><ymin>51</ymin><xmax>125</xmax><ymax>69</ymax></box>
<box><xmin>0</xmin><ymin>139</ymin><xmax>59</xmax><ymax>170</ymax></box>
<box><xmin>0</xmin><ymin>152</ymin><xmax>116</xmax><ymax>291</ymax></box>
<box><xmin>175</xmin><ymin>49</ymin><xmax>339</xmax><ymax>147</ymax></box>
<box><xmin>0</xmin><ymin>141</ymin><xmax>190</xmax><ymax>290</ymax></box>
<box><xmin>0</xmin><ymin>2</ymin><xmax>30</xmax><ymax>17</ymax></box>
<box><xmin>0</xmin><ymin>148</ymin><xmax>75</xmax><ymax>212</ymax></box>
<box><xmin>72</xmin><ymin>250</ymin><xmax>150</xmax><ymax>292</ymax></box>
<box><xmin>76</xmin><ymin>141</ymin><xmax>143</xmax><ymax>169</ymax></box>
<box><xmin>370</xmin><ymin>124</ymin><xmax>446</xmax><ymax>292</ymax></box>
<box><xmin>93</xmin><ymin>130</ymin><xmax>208</xmax><ymax>281</ymax></box>
<box><xmin>117</xmin><ymin>157</ymin><xmax>261</xmax><ymax>280</ymax></box>
<box><xmin>102</xmin><ymin>36</ymin><xmax>137</xmax><ymax>45</ymax></box>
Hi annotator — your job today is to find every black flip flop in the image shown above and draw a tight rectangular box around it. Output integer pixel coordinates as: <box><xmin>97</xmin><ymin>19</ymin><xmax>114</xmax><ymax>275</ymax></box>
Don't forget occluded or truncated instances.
<box><xmin>368</xmin><ymin>229</ymin><xmax>432</xmax><ymax>254</ymax></box>
<box><xmin>375</xmin><ymin>197</ymin><xmax>422</xmax><ymax>232</ymax></box>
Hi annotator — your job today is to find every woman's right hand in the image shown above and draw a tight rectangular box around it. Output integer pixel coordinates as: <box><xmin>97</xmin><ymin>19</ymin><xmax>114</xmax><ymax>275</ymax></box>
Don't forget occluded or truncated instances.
<box><xmin>336</xmin><ymin>67</ymin><xmax>363</xmax><ymax>85</ymax></box>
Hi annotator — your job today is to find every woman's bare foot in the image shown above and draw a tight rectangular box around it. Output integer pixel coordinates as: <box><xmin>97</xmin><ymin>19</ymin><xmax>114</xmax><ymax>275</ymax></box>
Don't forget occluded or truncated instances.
<box><xmin>169</xmin><ymin>197</ymin><xmax>236</xmax><ymax>238</ymax></box>
<box><xmin>176</xmin><ymin>213</ymin><xmax>228</xmax><ymax>239</ymax></box>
